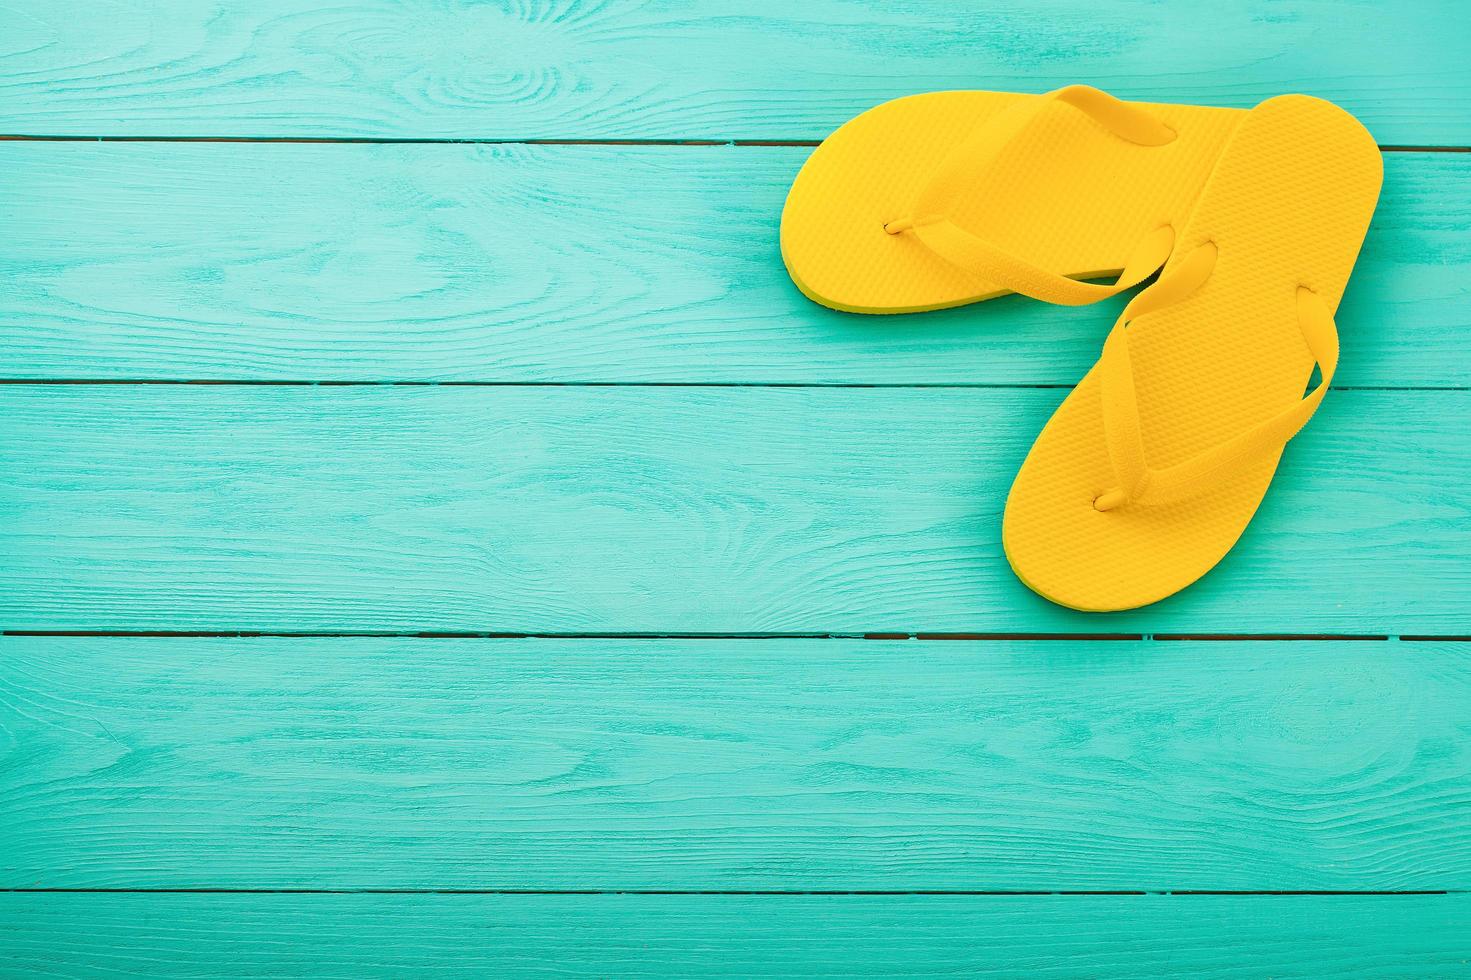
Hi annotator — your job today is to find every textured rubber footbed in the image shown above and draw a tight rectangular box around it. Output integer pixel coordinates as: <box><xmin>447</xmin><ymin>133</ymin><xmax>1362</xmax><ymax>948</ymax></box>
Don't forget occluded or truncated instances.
<box><xmin>1002</xmin><ymin>95</ymin><xmax>1383</xmax><ymax>612</ymax></box>
<box><xmin>780</xmin><ymin>90</ymin><xmax>1242</xmax><ymax>314</ymax></box>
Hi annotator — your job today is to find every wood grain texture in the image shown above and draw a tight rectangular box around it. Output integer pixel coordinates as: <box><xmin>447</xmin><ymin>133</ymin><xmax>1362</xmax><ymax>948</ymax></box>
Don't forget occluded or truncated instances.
<box><xmin>0</xmin><ymin>143</ymin><xmax>1465</xmax><ymax>385</ymax></box>
<box><xmin>2</xmin><ymin>893</ymin><xmax>1468</xmax><ymax>978</ymax></box>
<box><xmin>2</xmin><ymin>637</ymin><xmax>1470</xmax><ymax>890</ymax></box>
<box><xmin>2</xmin><ymin>0</ymin><xmax>1469</xmax><ymax>144</ymax></box>
<box><xmin>2</xmin><ymin>385</ymin><xmax>1469</xmax><ymax>634</ymax></box>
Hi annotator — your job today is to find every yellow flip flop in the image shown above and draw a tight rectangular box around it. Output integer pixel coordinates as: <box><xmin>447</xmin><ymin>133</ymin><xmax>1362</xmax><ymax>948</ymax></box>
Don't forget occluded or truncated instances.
<box><xmin>1003</xmin><ymin>95</ymin><xmax>1383</xmax><ymax>611</ymax></box>
<box><xmin>780</xmin><ymin>86</ymin><xmax>1242</xmax><ymax>313</ymax></box>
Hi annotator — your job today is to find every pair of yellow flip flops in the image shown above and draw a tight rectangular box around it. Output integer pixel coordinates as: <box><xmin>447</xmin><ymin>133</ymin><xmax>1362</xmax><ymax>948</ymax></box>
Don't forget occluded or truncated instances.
<box><xmin>781</xmin><ymin>86</ymin><xmax>1382</xmax><ymax>611</ymax></box>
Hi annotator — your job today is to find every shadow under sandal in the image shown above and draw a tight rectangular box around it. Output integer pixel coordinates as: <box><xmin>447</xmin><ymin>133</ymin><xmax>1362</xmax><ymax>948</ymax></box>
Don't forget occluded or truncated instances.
<box><xmin>781</xmin><ymin>85</ymin><xmax>1241</xmax><ymax>314</ymax></box>
<box><xmin>1003</xmin><ymin>94</ymin><xmax>1383</xmax><ymax>612</ymax></box>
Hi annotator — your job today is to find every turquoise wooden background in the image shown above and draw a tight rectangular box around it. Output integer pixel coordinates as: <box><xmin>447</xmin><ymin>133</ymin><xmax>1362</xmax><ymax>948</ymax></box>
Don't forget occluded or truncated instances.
<box><xmin>2</xmin><ymin>1</ymin><xmax>1469</xmax><ymax>975</ymax></box>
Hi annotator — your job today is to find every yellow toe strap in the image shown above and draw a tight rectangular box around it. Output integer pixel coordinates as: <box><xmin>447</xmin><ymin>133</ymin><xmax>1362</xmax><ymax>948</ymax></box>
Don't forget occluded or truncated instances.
<box><xmin>905</xmin><ymin>220</ymin><xmax>1175</xmax><ymax>307</ymax></box>
<box><xmin>885</xmin><ymin>85</ymin><xmax>1179</xmax><ymax>305</ymax></box>
<box><xmin>1095</xmin><ymin>244</ymin><xmax>1339</xmax><ymax>511</ymax></box>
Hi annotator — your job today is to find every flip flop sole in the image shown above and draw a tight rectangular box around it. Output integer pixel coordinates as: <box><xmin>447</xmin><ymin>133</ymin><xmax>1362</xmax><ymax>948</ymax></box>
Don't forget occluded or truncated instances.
<box><xmin>1003</xmin><ymin>95</ymin><xmax>1383</xmax><ymax>611</ymax></box>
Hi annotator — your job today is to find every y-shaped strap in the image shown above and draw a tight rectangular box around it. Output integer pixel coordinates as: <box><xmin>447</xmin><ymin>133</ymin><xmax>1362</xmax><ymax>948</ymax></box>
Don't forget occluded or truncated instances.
<box><xmin>1093</xmin><ymin>243</ymin><xmax>1339</xmax><ymax>512</ymax></box>
<box><xmin>884</xmin><ymin>85</ymin><xmax>1179</xmax><ymax>306</ymax></box>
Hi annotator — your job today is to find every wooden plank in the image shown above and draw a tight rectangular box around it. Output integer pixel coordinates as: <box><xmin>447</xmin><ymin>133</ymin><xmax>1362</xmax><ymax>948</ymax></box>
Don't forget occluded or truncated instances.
<box><xmin>0</xmin><ymin>143</ymin><xmax>1466</xmax><ymax>386</ymax></box>
<box><xmin>2</xmin><ymin>385</ymin><xmax>1468</xmax><ymax>634</ymax></box>
<box><xmin>2</xmin><ymin>1</ymin><xmax>1468</xmax><ymax>145</ymax></box>
<box><xmin>2</xmin><ymin>636</ymin><xmax>1469</xmax><ymax>890</ymax></box>
<box><xmin>1</xmin><ymin>893</ymin><xmax>1466</xmax><ymax>977</ymax></box>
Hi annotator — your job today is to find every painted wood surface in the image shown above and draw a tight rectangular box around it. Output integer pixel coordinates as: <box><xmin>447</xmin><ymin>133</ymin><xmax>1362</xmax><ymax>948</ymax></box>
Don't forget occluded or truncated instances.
<box><xmin>4</xmin><ymin>2</ymin><xmax>1469</xmax><ymax>966</ymax></box>
<box><xmin>2</xmin><ymin>637</ymin><xmax>1469</xmax><ymax>890</ymax></box>
<box><xmin>2</xmin><ymin>893</ymin><xmax>1467</xmax><ymax>978</ymax></box>
<box><xmin>1</xmin><ymin>143</ymin><xmax>1465</xmax><ymax>386</ymax></box>
<box><xmin>2</xmin><ymin>1</ymin><xmax>1469</xmax><ymax>145</ymax></box>
<box><xmin>3</xmin><ymin>385</ymin><xmax>1468</xmax><ymax>634</ymax></box>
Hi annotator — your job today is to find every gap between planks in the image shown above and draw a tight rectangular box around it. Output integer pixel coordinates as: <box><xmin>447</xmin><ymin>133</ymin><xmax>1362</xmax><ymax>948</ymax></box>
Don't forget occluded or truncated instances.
<box><xmin>0</xmin><ymin>888</ymin><xmax>1454</xmax><ymax>896</ymax></box>
<box><xmin>0</xmin><ymin>381</ymin><xmax>1465</xmax><ymax>392</ymax></box>
<box><xmin>2</xmin><ymin>631</ymin><xmax>1462</xmax><ymax>641</ymax></box>
<box><xmin>0</xmin><ymin>134</ymin><xmax>1468</xmax><ymax>152</ymax></box>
